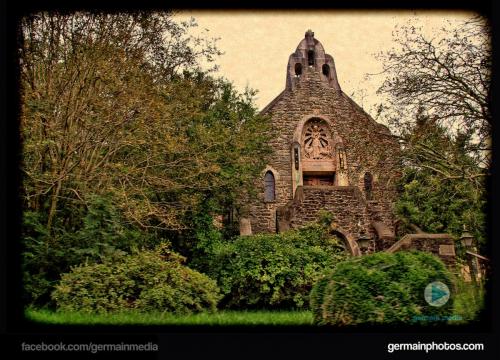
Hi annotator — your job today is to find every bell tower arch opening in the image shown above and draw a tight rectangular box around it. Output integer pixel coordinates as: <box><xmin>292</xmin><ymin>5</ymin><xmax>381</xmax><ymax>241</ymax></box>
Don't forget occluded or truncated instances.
<box><xmin>364</xmin><ymin>172</ymin><xmax>373</xmax><ymax>200</ymax></box>
<box><xmin>322</xmin><ymin>64</ymin><xmax>330</xmax><ymax>76</ymax></box>
<box><xmin>294</xmin><ymin>63</ymin><xmax>302</xmax><ymax>76</ymax></box>
<box><xmin>307</xmin><ymin>50</ymin><xmax>315</xmax><ymax>66</ymax></box>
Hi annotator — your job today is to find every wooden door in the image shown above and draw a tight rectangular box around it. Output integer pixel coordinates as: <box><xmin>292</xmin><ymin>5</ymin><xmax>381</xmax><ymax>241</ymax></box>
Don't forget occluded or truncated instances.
<box><xmin>303</xmin><ymin>174</ymin><xmax>335</xmax><ymax>186</ymax></box>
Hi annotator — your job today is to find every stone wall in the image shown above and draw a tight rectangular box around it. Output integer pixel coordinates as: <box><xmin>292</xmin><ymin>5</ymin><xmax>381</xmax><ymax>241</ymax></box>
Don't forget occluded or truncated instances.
<box><xmin>249</xmin><ymin>68</ymin><xmax>400</xmax><ymax>234</ymax></box>
<box><xmin>290</xmin><ymin>186</ymin><xmax>369</xmax><ymax>235</ymax></box>
<box><xmin>247</xmin><ymin>31</ymin><xmax>401</xmax><ymax>250</ymax></box>
<box><xmin>386</xmin><ymin>234</ymin><xmax>457</xmax><ymax>268</ymax></box>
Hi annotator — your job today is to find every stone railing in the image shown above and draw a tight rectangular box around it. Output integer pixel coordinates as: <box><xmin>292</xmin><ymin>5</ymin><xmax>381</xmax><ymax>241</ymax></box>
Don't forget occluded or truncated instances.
<box><xmin>386</xmin><ymin>233</ymin><xmax>456</xmax><ymax>268</ymax></box>
<box><xmin>276</xmin><ymin>185</ymin><xmax>304</xmax><ymax>232</ymax></box>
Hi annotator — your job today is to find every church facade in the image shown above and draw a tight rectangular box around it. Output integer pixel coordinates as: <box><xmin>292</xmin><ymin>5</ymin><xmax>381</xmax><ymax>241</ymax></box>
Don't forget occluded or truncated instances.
<box><xmin>242</xmin><ymin>30</ymin><xmax>402</xmax><ymax>255</ymax></box>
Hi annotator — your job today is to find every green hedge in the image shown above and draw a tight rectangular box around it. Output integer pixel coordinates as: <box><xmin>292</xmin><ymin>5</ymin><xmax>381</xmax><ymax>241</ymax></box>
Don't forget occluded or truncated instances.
<box><xmin>51</xmin><ymin>244</ymin><xmax>221</xmax><ymax>314</ymax></box>
<box><xmin>206</xmin><ymin>224</ymin><xmax>349</xmax><ymax>309</ymax></box>
<box><xmin>310</xmin><ymin>251</ymin><xmax>455</xmax><ymax>325</ymax></box>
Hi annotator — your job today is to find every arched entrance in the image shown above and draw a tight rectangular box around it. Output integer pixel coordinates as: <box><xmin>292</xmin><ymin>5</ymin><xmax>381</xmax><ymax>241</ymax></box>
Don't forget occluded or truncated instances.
<box><xmin>329</xmin><ymin>225</ymin><xmax>361</xmax><ymax>256</ymax></box>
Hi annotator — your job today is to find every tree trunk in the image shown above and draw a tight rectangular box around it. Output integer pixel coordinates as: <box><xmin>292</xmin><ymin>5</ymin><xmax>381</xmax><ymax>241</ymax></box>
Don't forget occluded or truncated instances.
<box><xmin>46</xmin><ymin>179</ymin><xmax>62</xmax><ymax>235</ymax></box>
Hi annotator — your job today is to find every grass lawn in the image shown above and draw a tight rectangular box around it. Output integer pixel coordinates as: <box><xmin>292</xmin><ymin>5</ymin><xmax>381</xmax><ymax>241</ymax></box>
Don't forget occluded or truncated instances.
<box><xmin>25</xmin><ymin>308</ymin><xmax>314</xmax><ymax>326</ymax></box>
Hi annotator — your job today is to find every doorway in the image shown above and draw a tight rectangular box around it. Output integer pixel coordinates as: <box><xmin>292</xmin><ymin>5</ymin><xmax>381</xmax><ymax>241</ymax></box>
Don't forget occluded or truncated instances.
<box><xmin>303</xmin><ymin>173</ymin><xmax>335</xmax><ymax>186</ymax></box>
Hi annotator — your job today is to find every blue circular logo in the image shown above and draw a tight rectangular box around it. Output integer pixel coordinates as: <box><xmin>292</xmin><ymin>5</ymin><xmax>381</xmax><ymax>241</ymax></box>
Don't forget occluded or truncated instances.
<box><xmin>424</xmin><ymin>281</ymin><xmax>450</xmax><ymax>307</ymax></box>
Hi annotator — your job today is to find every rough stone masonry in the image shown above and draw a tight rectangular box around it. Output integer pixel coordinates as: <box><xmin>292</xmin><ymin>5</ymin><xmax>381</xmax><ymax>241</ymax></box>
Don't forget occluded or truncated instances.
<box><xmin>238</xmin><ymin>29</ymin><xmax>462</xmax><ymax>269</ymax></box>
<box><xmin>241</xmin><ymin>30</ymin><xmax>403</xmax><ymax>255</ymax></box>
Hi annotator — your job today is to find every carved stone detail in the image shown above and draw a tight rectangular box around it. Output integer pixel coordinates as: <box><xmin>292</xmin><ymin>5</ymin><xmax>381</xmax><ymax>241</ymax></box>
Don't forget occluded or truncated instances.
<box><xmin>303</xmin><ymin>119</ymin><xmax>333</xmax><ymax>160</ymax></box>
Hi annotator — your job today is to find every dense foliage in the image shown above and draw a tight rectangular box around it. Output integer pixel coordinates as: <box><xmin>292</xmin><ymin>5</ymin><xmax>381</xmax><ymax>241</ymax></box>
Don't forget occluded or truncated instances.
<box><xmin>51</xmin><ymin>244</ymin><xmax>221</xmax><ymax>314</ymax></box>
<box><xmin>310</xmin><ymin>251</ymin><xmax>454</xmax><ymax>326</ymax></box>
<box><xmin>20</xmin><ymin>12</ymin><xmax>271</xmax><ymax>307</ymax></box>
<box><xmin>394</xmin><ymin>119</ymin><xmax>487</xmax><ymax>248</ymax></box>
<box><xmin>22</xmin><ymin>194</ymin><xmax>160</xmax><ymax>305</ymax></box>
<box><xmin>451</xmin><ymin>275</ymin><xmax>486</xmax><ymax>324</ymax></box>
<box><xmin>204</xmin><ymin>224</ymin><xmax>350</xmax><ymax>310</ymax></box>
<box><xmin>396</xmin><ymin>168</ymin><xmax>487</xmax><ymax>246</ymax></box>
<box><xmin>369</xmin><ymin>16</ymin><xmax>490</xmax><ymax>251</ymax></box>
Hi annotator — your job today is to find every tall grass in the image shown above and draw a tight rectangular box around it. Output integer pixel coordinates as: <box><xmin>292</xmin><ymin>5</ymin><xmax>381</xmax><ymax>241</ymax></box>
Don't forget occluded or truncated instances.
<box><xmin>25</xmin><ymin>308</ymin><xmax>314</xmax><ymax>326</ymax></box>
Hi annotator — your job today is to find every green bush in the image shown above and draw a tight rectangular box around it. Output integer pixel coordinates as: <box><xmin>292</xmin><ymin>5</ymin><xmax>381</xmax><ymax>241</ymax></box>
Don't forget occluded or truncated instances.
<box><xmin>452</xmin><ymin>276</ymin><xmax>485</xmax><ymax>323</ymax></box>
<box><xmin>309</xmin><ymin>275</ymin><xmax>331</xmax><ymax>323</ymax></box>
<box><xmin>51</xmin><ymin>244</ymin><xmax>221</xmax><ymax>314</ymax></box>
<box><xmin>310</xmin><ymin>251</ymin><xmax>455</xmax><ymax>325</ymax></box>
<box><xmin>22</xmin><ymin>195</ymin><xmax>162</xmax><ymax>306</ymax></box>
<box><xmin>206</xmin><ymin>224</ymin><xmax>349</xmax><ymax>309</ymax></box>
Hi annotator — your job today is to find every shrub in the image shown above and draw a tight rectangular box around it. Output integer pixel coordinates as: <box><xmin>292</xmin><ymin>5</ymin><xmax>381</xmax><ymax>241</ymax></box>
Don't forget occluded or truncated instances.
<box><xmin>22</xmin><ymin>195</ymin><xmax>161</xmax><ymax>306</ymax></box>
<box><xmin>51</xmin><ymin>244</ymin><xmax>221</xmax><ymax>314</ymax></box>
<box><xmin>451</xmin><ymin>275</ymin><xmax>485</xmax><ymax>323</ymax></box>
<box><xmin>206</xmin><ymin>224</ymin><xmax>349</xmax><ymax>309</ymax></box>
<box><xmin>310</xmin><ymin>251</ymin><xmax>455</xmax><ymax>325</ymax></box>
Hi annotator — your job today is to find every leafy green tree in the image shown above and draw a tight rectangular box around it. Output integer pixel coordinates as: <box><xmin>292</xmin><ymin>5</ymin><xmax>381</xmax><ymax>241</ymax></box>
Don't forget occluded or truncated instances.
<box><xmin>19</xmin><ymin>12</ymin><xmax>271</xmax><ymax>306</ymax></box>
<box><xmin>369</xmin><ymin>16</ymin><xmax>490</xmax><ymax>249</ymax></box>
<box><xmin>394</xmin><ymin>118</ymin><xmax>487</xmax><ymax>248</ymax></box>
<box><xmin>20</xmin><ymin>12</ymin><xmax>223</xmax><ymax>233</ymax></box>
<box><xmin>111</xmin><ymin>75</ymin><xmax>270</xmax><ymax>233</ymax></box>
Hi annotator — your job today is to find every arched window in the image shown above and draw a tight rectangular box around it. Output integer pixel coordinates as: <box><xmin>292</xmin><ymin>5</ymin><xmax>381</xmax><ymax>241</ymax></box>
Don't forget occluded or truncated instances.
<box><xmin>308</xmin><ymin>50</ymin><xmax>314</xmax><ymax>66</ymax></box>
<box><xmin>264</xmin><ymin>171</ymin><xmax>275</xmax><ymax>202</ymax></box>
<box><xmin>294</xmin><ymin>63</ymin><xmax>302</xmax><ymax>76</ymax></box>
<box><xmin>322</xmin><ymin>64</ymin><xmax>330</xmax><ymax>76</ymax></box>
<box><xmin>364</xmin><ymin>172</ymin><xmax>373</xmax><ymax>200</ymax></box>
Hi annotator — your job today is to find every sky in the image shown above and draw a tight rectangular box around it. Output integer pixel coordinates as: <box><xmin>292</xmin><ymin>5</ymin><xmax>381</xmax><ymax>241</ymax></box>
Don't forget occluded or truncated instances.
<box><xmin>173</xmin><ymin>10</ymin><xmax>475</xmax><ymax>119</ymax></box>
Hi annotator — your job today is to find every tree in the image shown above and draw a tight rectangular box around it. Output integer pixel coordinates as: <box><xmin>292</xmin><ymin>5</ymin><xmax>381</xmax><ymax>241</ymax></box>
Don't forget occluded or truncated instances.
<box><xmin>368</xmin><ymin>16</ymin><xmax>490</xmax><ymax>246</ymax></box>
<box><xmin>20</xmin><ymin>11</ymin><xmax>222</xmax><ymax>234</ymax></box>
<box><xmin>19</xmin><ymin>11</ymin><xmax>271</xmax><ymax>305</ymax></box>
<box><xmin>111</xmin><ymin>75</ymin><xmax>271</xmax><ymax>232</ymax></box>
<box><xmin>20</xmin><ymin>11</ymin><xmax>270</xmax><ymax>234</ymax></box>
<box><xmin>394</xmin><ymin>118</ymin><xmax>487</xmax><ymax>247</ymax></box>
<box><xmin>373</xmin><ymin>16</ymin><xmax>491</xmax><ymax>180</ymax></box>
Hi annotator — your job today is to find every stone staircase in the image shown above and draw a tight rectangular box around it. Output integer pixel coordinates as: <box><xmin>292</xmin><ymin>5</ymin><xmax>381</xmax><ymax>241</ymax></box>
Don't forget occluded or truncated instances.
<box><xmin>277</xmin><ymin>185</ymin><xmax>399</xmax><ymax>253</ymax></box>
<box><xmin>277</xmin><ymin>185</ymin><xmax>372</xmax><ymax>241</ymax></box>
<box><xmin>366</xmin><ymin>199</ymin><xmax>396</xmax><ymax>249</ymax></box>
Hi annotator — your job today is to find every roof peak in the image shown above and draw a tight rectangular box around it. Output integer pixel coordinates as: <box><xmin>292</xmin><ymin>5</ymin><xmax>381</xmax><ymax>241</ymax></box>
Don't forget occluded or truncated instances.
<box><xmin>305</xmin><ymin>29</ymin><xmax>314</xmax><ymax>38</ymax></box>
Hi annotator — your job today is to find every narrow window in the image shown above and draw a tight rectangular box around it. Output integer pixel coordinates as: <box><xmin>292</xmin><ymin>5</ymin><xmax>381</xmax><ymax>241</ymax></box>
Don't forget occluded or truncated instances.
<box><xmin>322</xmin><ymin>64</ymin><xmax>330</xmax><ymax>76</ymax></box>
<box><xmin>264</xmin><ymin>171</ymin><xmax>275</xmax><ymax>202</ymax></box>
<box><xmin>364</xmin><ymin>172</ymin><xmax>373</xmax><ymax>200</ymax></box>
<box><xmin>308</xmin><ymin>50</ymin><xmax>314</xmax><ymax>66</ymax></box>
<box><xmin>294</xmin><ymin>63</ymin><xmax>302</xmax><ymax>76</ymax></box>
<box><xmin>294</xmin><ymin>147</ymin><xmax>300</xmax><ymax>170</ymax></box>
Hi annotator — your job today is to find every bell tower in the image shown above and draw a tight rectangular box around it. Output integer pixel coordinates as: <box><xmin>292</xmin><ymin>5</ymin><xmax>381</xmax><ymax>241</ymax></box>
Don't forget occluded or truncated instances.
<box><xmin>285</xmin><ymin>29</ymin><xmax>341</xmax><ymax>91</ymax></box>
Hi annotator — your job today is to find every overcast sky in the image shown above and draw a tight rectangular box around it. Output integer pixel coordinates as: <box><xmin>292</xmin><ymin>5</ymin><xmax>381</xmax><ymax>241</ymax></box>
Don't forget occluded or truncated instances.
<box><xmin>174</xmin><ymin>10</ymin><xmax>475</xmax><ymax>120</ymax></box>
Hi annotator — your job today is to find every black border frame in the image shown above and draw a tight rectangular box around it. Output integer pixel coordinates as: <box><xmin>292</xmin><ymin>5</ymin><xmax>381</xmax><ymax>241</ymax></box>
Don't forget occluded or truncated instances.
<box><xmin>1</xmin><ymin>0</ymin><xmax>498</xmax><ymax>358</ymax></box>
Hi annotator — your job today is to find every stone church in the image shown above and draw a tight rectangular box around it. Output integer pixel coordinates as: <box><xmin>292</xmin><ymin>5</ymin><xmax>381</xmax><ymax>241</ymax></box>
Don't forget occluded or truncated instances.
<box><xmin>241</xmin><ymin>30</ymin><xmax>402</xmax><ymax>255</ymax></box>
